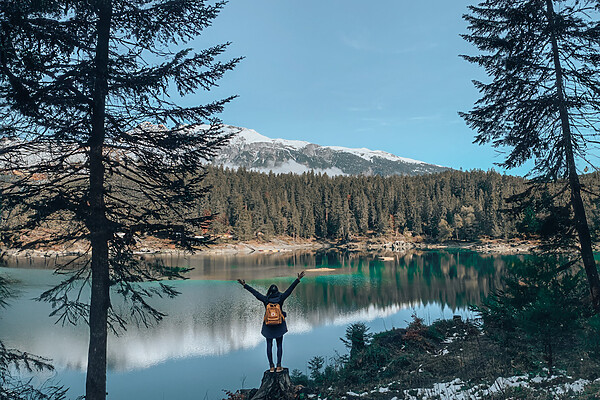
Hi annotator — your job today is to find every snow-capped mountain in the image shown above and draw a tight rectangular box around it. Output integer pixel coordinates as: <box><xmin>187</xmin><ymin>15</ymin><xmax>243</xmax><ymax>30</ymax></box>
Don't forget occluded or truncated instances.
<box><xmin>213</xmin><ymin>126</ymin><xmax>449</xmax><ymax>176</ymax></box>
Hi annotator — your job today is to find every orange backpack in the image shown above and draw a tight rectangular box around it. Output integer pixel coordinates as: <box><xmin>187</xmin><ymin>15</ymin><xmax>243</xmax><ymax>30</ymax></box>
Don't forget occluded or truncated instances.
<box><xmin>264</xmin><ymin>303</ymin><xmax>285</xmax><ymax>325</ymax></box>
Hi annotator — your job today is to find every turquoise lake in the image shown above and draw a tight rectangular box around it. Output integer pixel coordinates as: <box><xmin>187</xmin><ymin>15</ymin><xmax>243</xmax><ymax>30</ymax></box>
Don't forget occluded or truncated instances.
<box><xmin>0</xmin><ymin>250</ymin><xmax>520</xmax><ymax>399</ymax></box>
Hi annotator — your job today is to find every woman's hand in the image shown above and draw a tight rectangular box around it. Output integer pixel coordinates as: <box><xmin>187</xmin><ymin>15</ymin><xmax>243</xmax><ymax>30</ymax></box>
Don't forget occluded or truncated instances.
<box><xmin>298</xmin><ymin>271</ymin><xmax>305</xmax><ymax>280</ymax></box>
<box><xmin>237</xmin><ymin>279</ymin><xmax>245</xmax><ymax>286</ymax></box>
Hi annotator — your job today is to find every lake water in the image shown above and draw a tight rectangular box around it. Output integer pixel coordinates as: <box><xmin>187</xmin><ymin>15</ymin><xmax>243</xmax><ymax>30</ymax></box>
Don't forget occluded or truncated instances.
<box><xmin>0</xmin><ymin>250</ymin><xmax>519</xmax><ymax>400</ymax></box>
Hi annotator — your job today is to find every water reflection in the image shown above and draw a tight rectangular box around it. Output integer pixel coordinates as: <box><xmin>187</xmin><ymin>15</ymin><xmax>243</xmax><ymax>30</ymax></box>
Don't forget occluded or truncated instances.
<box><xmin>0</xmin><ymin>250</ymin><xmax>517</xmax><ymax>373</ymax></box>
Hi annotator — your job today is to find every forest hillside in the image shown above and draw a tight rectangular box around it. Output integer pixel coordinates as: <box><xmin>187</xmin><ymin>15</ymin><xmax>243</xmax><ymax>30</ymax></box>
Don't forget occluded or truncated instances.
<box><xmin>199</xmin><ymin>167</ymin><xmax>600</xmax><ymax>243</ymax></box>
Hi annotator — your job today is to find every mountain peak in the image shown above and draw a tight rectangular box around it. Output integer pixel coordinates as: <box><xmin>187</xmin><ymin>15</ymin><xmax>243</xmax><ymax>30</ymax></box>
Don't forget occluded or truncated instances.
<box><xmin>212</xmin><ymin>126</ymin><xmax>448</xmax><ymax>176</ymax></box>
<box><xmin>227</xmin><ymin>126</ymin><xmax>311</xmax><ymax>149</ymax></box>
<box><xmin>228</xmin><ymin>126</ymin><xmax>271</xmax><ymax>145</ymax></box>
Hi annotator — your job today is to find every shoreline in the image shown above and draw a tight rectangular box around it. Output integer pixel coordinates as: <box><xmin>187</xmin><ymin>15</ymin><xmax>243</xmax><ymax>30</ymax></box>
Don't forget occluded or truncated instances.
<box><xmin>339</xmin><ymin>236</ymin><xmax>537</xmax><ymax>255</ymax></box>
<box><xmin>0</xmin><ymin>236</ymin><xmax>539</xmax><ymax>259</ymax></box>
<box><xmin>0</xmin><ymin>237</ymin><xmax>330</xmax><ymax>259</ymax></box>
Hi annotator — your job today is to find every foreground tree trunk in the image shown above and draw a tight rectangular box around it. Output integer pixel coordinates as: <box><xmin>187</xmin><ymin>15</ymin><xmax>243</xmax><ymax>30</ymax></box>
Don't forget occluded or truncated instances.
<box><xmin>546</xmin><ymin>0</ymin><xmax>600</xmax><ymax>313</ymax></box>
<box><xmin>85</xmin><ymin>1</ymin><xmax>112</xmax><ymax>399</ymax></box>
<box><xmin>250</xmin><ymin>368</ymin><xmax>296</xmax><ymax>400</ymax></box>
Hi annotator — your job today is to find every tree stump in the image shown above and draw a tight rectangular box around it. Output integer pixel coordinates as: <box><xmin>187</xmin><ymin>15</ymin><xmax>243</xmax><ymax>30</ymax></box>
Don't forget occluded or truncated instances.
<box><xmin>250</xmin><ymin>368</ymin><xmax>295</xmax><ymax>400</ymax></box>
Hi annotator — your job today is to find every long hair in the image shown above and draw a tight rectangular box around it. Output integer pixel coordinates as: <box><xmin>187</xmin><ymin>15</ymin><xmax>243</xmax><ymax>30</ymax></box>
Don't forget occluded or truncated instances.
<box><xmin>266</xmin><ymin>284</ymin><xmax>279</xmax><ymax>297</ymax></box>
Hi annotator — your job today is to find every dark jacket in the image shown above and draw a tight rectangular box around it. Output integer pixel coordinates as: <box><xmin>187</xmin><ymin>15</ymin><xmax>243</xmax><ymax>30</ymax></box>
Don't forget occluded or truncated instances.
<box><xmin>243</xmin><ymin>278</ymin><xmax>301</xmax><ymax>339</ymax></box>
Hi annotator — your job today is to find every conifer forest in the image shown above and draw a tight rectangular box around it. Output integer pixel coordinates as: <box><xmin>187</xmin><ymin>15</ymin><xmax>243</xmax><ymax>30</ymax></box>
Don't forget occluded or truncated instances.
<box><xmin>200</xmin><ymin>166</ymin><xmax>600</xmax><ymax>243</ymax></box>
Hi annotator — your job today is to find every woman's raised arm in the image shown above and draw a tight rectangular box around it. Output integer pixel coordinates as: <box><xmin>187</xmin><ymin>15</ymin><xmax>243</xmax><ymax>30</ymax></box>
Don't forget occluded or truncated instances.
<box><xmin>281</xmin><ymin>271</ymin><xmax>305</xmax><ymax>301</ymax></box>
<box><xmin>238</xmin><ymin>279</ymin><xmax>268</xmax><ymax>303</ymax></box>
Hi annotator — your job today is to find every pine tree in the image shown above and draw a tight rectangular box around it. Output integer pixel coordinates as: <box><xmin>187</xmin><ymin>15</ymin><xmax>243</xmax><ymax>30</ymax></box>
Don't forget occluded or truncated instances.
<box><xmin>287</xmin><ymin>191</ymin><xmax>301</xmax><ymax>239</ymax></box>
<box><xmin>233</xmin><ymin>206</ymin><xmax>253</xmax><ymax>241</ymax></box>
<box><xmin>393</xmin><ymin>202</ymin><xmax>407</xmax><ymax>235</ymax></box>
<box><xmin>460</xmin><ymin>205</ymin><xmax>477</xmax><ymax>241</ymax></box>
<box><xmin>437</xmin><ymin>218</ymin><xmax>454</xmax><ymax>242</ymax></box>
<box><xmin>315</xmin><ymin>188</ymin><xmax>330</xmax><ymax>237</ymax></box>
<box><xmin>461</xmin><ymin>0</ymin><xmax>600</xmax><ymax>310</ymax></box>
<box><xmin>0</xmin><ymin>2</ymin><xmax>240</xmax><ymax>399</ymax></box>
<box><xmin>453</xmin><ymin>213</ymin><xmax>464</xmax><ymax>241</ymax></box>
<box><xmin>300</xmin><ymin>197</ymin><xmax>316</xmax><ymax>238</ymax></box>
<box><xmin>354</xmin><ymin>192</ymin><xmax>370</xmax><ymax>235</ymax></box>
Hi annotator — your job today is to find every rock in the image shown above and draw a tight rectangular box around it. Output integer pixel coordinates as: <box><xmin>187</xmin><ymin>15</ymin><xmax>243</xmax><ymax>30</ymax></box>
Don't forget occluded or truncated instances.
<box><xmin>250</xmin><ymin>368</ymin><xmax>296</xmax><ymax>400</ymax></box>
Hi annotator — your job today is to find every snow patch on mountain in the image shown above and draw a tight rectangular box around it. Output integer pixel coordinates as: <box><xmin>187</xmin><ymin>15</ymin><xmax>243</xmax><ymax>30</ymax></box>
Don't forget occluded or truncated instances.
<box><xmin>212</xmin><ymin>125</ymin><xmax>448</xmax><ymax>177</ymax></box>
<box><xmin>326</xmin><ymin>146</ymin><xmax>425</xmax><ymax>164</ymax></box>
<box><xmin>228</xmin><ymin>127</ymin><xmax>425</xmax><ymax>165</ymax></box>
<box><xmin>220</xmin><ymin>125</ymin><xmax>311</xmax><ymax>149</ymax></box>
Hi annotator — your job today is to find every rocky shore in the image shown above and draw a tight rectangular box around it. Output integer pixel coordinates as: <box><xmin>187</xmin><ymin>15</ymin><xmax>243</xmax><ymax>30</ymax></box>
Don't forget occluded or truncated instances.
<box><xmin>0</xmin><ymin>235</ymin><xmax>539</xmax><ymax>259</ymax></box>
<box><xmin>336</xmin><ymin>236</ymin><xmax>537</xmax><ymax>255</ymax></box>
<box><xmin>0</xmin><ymin>236</ymin><xmax>329</xmax><ymax>259</ymax></box>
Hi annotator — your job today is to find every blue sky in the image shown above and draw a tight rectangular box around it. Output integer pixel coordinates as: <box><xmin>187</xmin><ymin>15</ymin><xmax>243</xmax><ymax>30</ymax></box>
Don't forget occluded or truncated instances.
<box><xmin>185</xmin><ymin>0</ymin><xmax>526</xmax><ymax>174</ymax></box>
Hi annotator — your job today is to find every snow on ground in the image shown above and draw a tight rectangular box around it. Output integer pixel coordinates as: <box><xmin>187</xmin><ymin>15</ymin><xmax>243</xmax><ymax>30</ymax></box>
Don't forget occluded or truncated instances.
<box><xmin>327</xmin><ymin>374</ymin><xmax>600</xmax><ymax>400</ymax></box>
<box><xmin>399</xmin><ymin>375</ymin><xmax>598</xmax><ymax>400</ymax></box>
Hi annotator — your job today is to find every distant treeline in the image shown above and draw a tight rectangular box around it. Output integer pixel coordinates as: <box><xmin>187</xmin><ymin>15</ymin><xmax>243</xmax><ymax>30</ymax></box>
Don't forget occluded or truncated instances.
<box><xmin>5</xmin><ymin>166</ymin><xmax>599</xmax><ymax>243</ymax></box>
<box><xmin>198</xmin><ymin>166</ymin><xmax>592</xmax><ymax>241</ymax></box>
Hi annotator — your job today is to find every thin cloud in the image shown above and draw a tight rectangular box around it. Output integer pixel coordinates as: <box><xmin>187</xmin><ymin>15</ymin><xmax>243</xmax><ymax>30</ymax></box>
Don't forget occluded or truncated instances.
<box><xmin>409</xmin><ymin>114</ymin><xmax>441</xmax><ymax>121</ymax></box>
<box><xmin>340</xmin><ymin>32</ymin><xmax>373</xmax><ymax>51</ymax></box>
<box><xmin>340</xmin><ymin>33</ymin><xmax>439</xmax><ymax>54</ymax></box>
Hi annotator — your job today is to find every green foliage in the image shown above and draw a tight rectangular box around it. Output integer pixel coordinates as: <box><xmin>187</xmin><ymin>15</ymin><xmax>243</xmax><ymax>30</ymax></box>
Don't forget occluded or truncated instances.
<box><xmin>200</xmin><ymin>167</ymin><xmax>600</xmax><ymax>243</ymax></box>
<box><xmin>437</xmin><ymin>218</ymin><xmax>453</xmax><ymax>241</ymax></box>
<box><xmin>334</xmin><ymin>323</ymin><xmax>394</xmax><ymax>385</ymax></box>
<box><xmin>473</xmin><ymin>257</ymin><xmax>588</xmax><ymax>373</ymax></box>
<box><xmin>307</xmin><ymin>356</ymin><xmax>325</xmax><ymax>381</ymax></box>
<box><xmin>200</xmin><ymin>167</ymin><xmax>548</xmax><ymax>241</ymax></box>
<box><xmin>402</xmin><ymin>313</ymin><xmax>442</xmax><ymax>352</ymax></box>
<box><xmin>519</xmin><ymin>206</ymin><xmax>541</xmax><ymax>235</ymax></box>
<box><xmin>299</xmin><ymin>357</ymin><xmax>339</xmax><ymax>388</ymax></box>
<box><xmin>233</xmin><ymin>207</ymin><xmax>254</xmax><ymax>241</ymax></box>
<box><xmin>580</xmin><ymin>382</ymin><xmax>600</xmax><ymax>399</ymax></box>
<box><xmin>461</xmin><ymin>0</ymin><xmax>600</xmax><ymax>310</ymax></box>
<box><xmin>341</xmin><ymin>322</ymin><xmax>373</xmax><ymax>361</ymax></box>
<box><xmin>297</xmin><ymin>312</ymin><xmax>600</xmax><ymax>397</ymax></box>
<box><xmin>336</xmin><ymin>343</ymin><xmax>389</xmax><ymax>385</ymax></box>
<box><xmin>581</xmin><ymin>314</ymin><xmax>600</xmax><ymax>361</ymax></box>
<box><xmin>461</xmin><ymin>0</ymin><xmax>600</xmax><ymax>179</ymax></box>
<box><xmin>458</xmin><ymin>206</ymin><xmax>477</xmax><ymax>241</ymax></box>
<box><xmin>290</xmin><ymin>369</ymin><xmax>309</xmax><ymax>387</ymax></box>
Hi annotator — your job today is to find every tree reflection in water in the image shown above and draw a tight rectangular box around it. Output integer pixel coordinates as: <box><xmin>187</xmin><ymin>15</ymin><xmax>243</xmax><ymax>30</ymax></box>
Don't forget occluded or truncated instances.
<box><xmin>0</xmin><ymin>250</ymin><xmax>518</xmax><ymax>372</ymax></box>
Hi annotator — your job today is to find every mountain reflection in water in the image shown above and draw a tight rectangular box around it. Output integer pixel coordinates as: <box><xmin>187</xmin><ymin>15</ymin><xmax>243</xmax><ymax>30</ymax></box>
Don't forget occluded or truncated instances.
<box><xmin>0</xmin><ymin>250</ymin><xmax>517</xmax><ymax>372</ymax></box>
